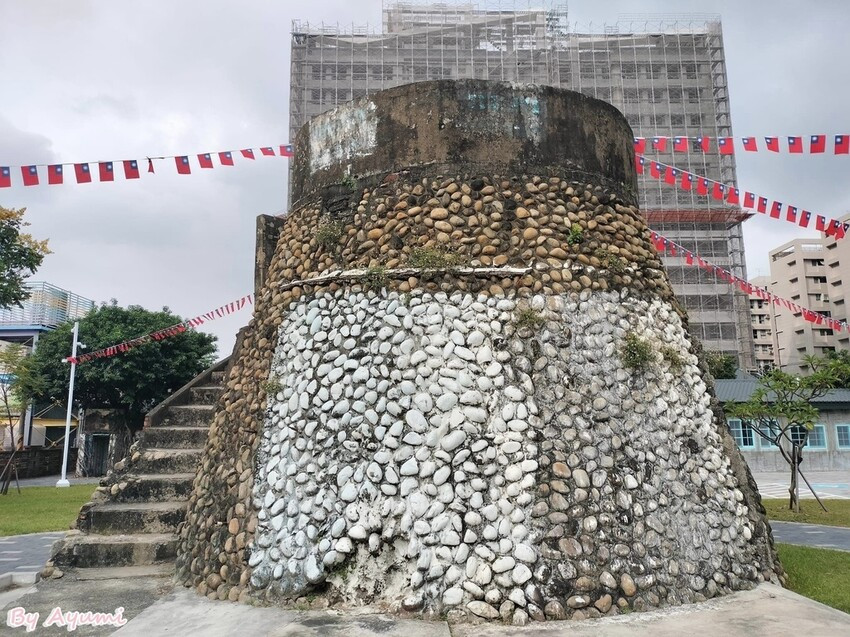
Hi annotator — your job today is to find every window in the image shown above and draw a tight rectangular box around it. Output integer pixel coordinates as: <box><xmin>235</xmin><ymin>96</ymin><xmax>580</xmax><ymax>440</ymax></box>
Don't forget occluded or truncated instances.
<box><xmin>728</xmin><ymin>419</ymin><xmax>755</xmax><ymax>449</ymax></box>
<box><xmin>790</xmin><ymin>424</ymin><xmax>827</xmax><ymax>449</ymax></box>
<box><xmin>758</xmin><ymin>421</ymin><xmax>780</xmax><ymax>449</ymax></box>
<box><xmin>838</xmin><ymin>425</ymin><xmax>850</xmax><ymax>448</ymax></box>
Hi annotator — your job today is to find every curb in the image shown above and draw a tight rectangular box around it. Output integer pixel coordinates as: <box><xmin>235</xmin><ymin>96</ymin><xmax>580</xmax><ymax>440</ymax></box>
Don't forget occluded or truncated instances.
<box><xmin>0</xmin><ymin>571</ymin><xmax>40</xmax><ymax>592</ymax></box>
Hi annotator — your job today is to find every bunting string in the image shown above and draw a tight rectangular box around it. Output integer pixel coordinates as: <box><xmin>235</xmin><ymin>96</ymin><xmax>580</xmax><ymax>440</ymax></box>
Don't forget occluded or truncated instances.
<box><xmin>649</xmin><ymin>230</ymin><xmax>847</xmax><ymax>333</ymax></box>
<box><xmin>636</xmin><ymin>154</ymin><xmax>848</xmax><ymax>239</ymax></box>
<box><xmin>0</xmin><ymin>145</ymin><xmax>293</xmax><ymax>188</ymax></box>
<box><xmin>634</xmin><ymin>134</ymin><xmax>850</xmax><ymax>156</ymax></box>
<box><xmin>67</xmin><ymin>293</ymin><xmax>253</xmax><ymax>364</ymax></box>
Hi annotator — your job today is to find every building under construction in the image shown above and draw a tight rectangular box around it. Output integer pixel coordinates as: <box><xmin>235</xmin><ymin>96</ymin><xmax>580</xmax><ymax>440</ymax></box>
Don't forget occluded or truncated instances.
<box><xmin>289</xmin><ymin>1</ymin><xmax>755</xmax><ymax>367</ymax></box>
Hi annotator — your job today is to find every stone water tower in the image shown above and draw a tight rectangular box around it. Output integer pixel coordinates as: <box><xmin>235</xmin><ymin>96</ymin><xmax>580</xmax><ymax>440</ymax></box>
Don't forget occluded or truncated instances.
<box><xmin>177</xmin><ymin>80</ymin><xmax>783</xmax><ymax>624</ymax></box>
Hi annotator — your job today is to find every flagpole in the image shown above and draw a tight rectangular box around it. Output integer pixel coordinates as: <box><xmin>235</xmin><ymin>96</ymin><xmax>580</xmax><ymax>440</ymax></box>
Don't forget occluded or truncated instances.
<box><xmin>57</xmin><ymin>321</ymin><xmax>80</xmax><ymax>488</ymax></box>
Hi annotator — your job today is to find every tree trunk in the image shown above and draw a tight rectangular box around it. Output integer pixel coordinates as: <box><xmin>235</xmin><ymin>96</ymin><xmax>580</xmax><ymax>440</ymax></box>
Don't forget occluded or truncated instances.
<box><xmin>789</xmin><ymin>444</ymin><xmax>800</xmax><ymax>512</ymax></box>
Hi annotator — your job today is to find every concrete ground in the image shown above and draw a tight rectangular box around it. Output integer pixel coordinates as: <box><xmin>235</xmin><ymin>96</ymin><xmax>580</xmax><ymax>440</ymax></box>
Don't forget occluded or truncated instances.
<box><xmin>2</xmin><ymin>575</ymin><xmax>848</xmax><ymax>636</ymax></box>
<box><xmin>0</xmin><ymin>532</ymin><xmax>64</xmax><ymax>580</ymax></box>
<box><xmin>13</xmin><ymin>475</ymin><xmax>102</xmax><ymax>488</ymax></box>
<box><xmin>752</xmin><ymin>470</ymin><xmax>850</xmax><ymax>500</ymax></box>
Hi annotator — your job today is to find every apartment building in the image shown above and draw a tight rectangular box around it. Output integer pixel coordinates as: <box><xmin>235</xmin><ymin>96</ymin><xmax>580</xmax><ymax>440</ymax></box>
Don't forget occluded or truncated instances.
<box><xmin>289</xmin><ymin>1</ymin><xmax>754</xmax><ymax>366</ymax></box>
<box><xmin>748</xmin><ymin>275</ymin><xmax>776</xmax><ymax>371</ymax></box>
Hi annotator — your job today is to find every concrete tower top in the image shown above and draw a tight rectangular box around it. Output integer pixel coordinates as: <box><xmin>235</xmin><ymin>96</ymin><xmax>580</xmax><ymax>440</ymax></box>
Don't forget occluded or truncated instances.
<box><xmin>290</xmin><ymin>79</ymin><xmax>637</xmax><ymax>203</ymax></box>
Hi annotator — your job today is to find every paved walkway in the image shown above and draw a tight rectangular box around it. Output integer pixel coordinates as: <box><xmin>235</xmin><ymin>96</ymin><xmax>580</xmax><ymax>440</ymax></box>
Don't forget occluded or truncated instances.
<box><xmin>753</xmin><ymin>470</ymin><xmax>850</xmax><ymax>500</ymax></box>
<box><xmin>13</xmin><ymin>475</ymin><xmax>101</xmax><ymax>488</ymax></box>
<box><xmin>0</xmin><ymin>532</ymin><xmax>64</xmax><ymax>580</ymax></box>
<box><xmin>771</xmin><ymin>521</ymin><xmax>850</xmax><ymax>552</ymax></box>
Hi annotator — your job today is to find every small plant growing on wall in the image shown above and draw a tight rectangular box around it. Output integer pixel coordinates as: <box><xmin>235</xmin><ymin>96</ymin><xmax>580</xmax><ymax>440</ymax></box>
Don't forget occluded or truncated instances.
<box><xmin>659</xmin><ymin>344</ymin><xmax>685</xmax><ymax>372</ymax></box>
<box><xmin>316</xmin><ymin>222</ymin><xmax>344</xmax><ymax>250</ymax></box>
<box><xmin>409</xmin><ymin>247</ymin><xmax>464</xmax><ymax>269</ymax></box>
<box><xmin>262</xmin><ymin>376</ymin><xmax>283</xmax><ymax>396</ymax></box>
<box><xmin>363</xmin><ymin>266</ymin><xmax>389</xmax><ymax>290</ymax></box>
<box><xmin>567</xmin><ymin>223</ymin><xmax>584</xmax><ymax>245</ymax></box>
<box><xmin>341</xmin><ymin>174</ymin><xmax>358</xmax><ymax>190</ymax></box>
<box><xmin>514</xmin><ymin>307</ymin><xmax>545</xmax><ymax>331</ymax></box>
<box><xmin>621</xmin><ymin>331</ymin><xmax>654</xmax><ymax>371</ymax></box>
<box><xmin>594</xmin><ymin>248</ymin><xmax>626</xmax><ymax>273</ymax></box>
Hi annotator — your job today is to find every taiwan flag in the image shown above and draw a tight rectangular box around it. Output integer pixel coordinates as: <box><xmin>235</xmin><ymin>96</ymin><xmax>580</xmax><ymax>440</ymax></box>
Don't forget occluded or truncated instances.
<box><xmin>711</xmin><ymin>182</ymin><xmax>725</xmax><ymax>200</ymax></box>
<box><xmin>219</xmin><ymin>151</ymin><xmax>234</xmax><ymax>166</ymax></box>
<box><xmin>718</xmin><ymin>137</ymin><xmax>734</xmax><ymax>155</ymax></box>
<box><xmin>681</xmin><ymin>172</ymin><xmax>694</xmax><ymax>191</ymax></box>
<box><xmin>786</xmin><ymin>205</ymin><xmax>798</xmax><ymax>223</ymax></box>
<box><xmin>99</xmin><ymin>161</ymin><xmax>114</xmax><ymax>182</ymax></box>
<box><xmin>697</xmin><ymin>178</ymin><xmax>709</xmax><ymax>195</ymax></box>
<box><xmin>634</xmin><ymin>138</ymin><xmax>646</xmax><ymax>153</ymax></box>
<box><xmin>650</xmin><ymin>161</ymin><xmax>662</xmax><ymax>179</ymax></box>
<box><xmin>241</xmin><ymin>149</ymin><xmax>255</xmax><ymax>160</ymax></box>
<box><xmin>696</xmin><ymin>136</ymin><xmax>710</xmax><ymax>152</ymax></box>
<box><xmin>664</xmin><ymin>166</ymin><xmax>678</xmax><ymax>185</ymax></box>
<box><xmin>75</xmin><ymin>163</ymin><xmax>92</xmax><ymax>183</ymax></box>
<box><xmin>21</xmin><ymin>165</ymin><xmax>39</xmax><ymax>186</ymax></box>
<box><xmin>175</xmin><ymin>156</ymin><xmax>191</xmax><ymax>174</ymax></box>
<box><xmin>280</xmin><ymin>144</ymin><xmax>294</xmax><ymax>157</ymax></box>
<box><xmin>787</xmin><ymin>136</ymin><xmax>803</xmax><ymax>153</ymax></box>
<box><xmin>673</xmin><ymin>137</ymin><xmax>689</xmax><ymax>152</ymax></box>
<box><xmin>727</xmin><ymin>188</ymin><xmax>740</xmax><ymax>205</ymax></box>
<box><xmin>765</xmin><ymin>137</ymin><xmax>780</xmax><ymax>152</ymax></box>
<box><xmin>0</xmin><ymin>166</ymin><xmax>10</xmax><ymax>188</ymax></box>
<box><xmin>198</xmin><ymin>153</ymin><xmax>214</xmax><ymax>169</ymax></box>
<box><xmin>816</xmin><ymin>215</ymin><xmax>827</xmax><ymax>232</ymax></box>
<box><xmin>770</xmin><ymin>201</ymin><xmax>782</xmax><ymax>218</ymax></box>
<box><xmin>829</xmin><ymin>219</ymin><xmax>847</xmax><ymax>239</ymax></box>
<box><xmin>742</xmin><ymin>137</ymin><xmax>757</xmax><ymax>152</ymax></box>
<box><xmin>260</xmin><ymin>147</ymin><xmax>275</xmax><ymax>156</ymax></box>
<box><xmin>836</xmin><ymin>135</ymin><xmax>850</xmax><ymax>154</ymax></box>
<box><xmin>48</xmin><ymin>164</ymin><xmax>64</xmax><ymax>185</ymax></box>
<box><xmin>743</xmin><ymin>192</ymin><xmax>756</xmax><ymax>209</ymax></box>
<box><xmin>810</xmin><ymin>135</ymin><xmax>826</xmax><ymax>153</ymax></box>
<box><xmin>635</xmin><ymin>156</ymin><xmax>645</xmax><ymax>174</ymax></box>
<box><xmin>800</xmin><ymin>210</ymin><xmax>812</xmax><ymax>228</ymax></box>
<box><xmin>123</xmin><ymin>160</ymin><xmax>140</xmax><ymax>179</ymax></box>
<box><xmin>757</xmin><ymin>196</ymin><xmax>768</xmax><ymax>213</ymax></box>
<box><xmin>651</xmin><ymin>137</ymin><xmax>667</xmax><ymax>152</ymax></box>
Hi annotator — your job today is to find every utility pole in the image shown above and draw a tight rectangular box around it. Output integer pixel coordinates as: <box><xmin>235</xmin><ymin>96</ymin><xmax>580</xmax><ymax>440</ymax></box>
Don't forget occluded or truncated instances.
<box><xmin>56</xmin><ymin>321</ymin><xmax>79</xmax><ymax>488</ymax></box>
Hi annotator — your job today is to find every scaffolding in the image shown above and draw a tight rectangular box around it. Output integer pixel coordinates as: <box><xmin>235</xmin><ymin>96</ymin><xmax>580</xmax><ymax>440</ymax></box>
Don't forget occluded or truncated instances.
<box><xmin>288</xmin><ymin>1</ymin><xmax>755</xmax><ymax>368</ymax></box>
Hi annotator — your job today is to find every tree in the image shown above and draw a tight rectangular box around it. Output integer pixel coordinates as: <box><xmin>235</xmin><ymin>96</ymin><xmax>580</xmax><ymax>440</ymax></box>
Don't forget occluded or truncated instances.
<box><xmin>726</xmin><ymin>355</ymin><xmax>850</xmax><ymax>512</ymax></box>
<box><xmin>24</xmin><ymin>303</ymin><xmax>217</xmax><ymax>438</ymax></box>
<box><xmin>0</xmin><ymin>206</ymin><xmax>50</xmax><ymax>310</ymax></box>
<box><xmin>704</xmin><ymin>351</ymin><xmax>738</xmax><ymax>379</ymax></box>
<box><xmin>0</xmin><ymin>344</ymin><xmax>44</xmax><ymax>451</ymax></box>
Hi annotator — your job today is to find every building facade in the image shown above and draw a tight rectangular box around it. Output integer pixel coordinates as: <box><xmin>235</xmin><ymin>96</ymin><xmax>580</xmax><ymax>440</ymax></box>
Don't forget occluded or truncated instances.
<box><xmin>717</xmin><ymin>378</ymin><xmax>850</xmax><ymax>471</ymax></box>
<box><xmin>747</xmin><ymin>218</ymin><xmax>850</xmax><ymax>373</ymax></box>
<box><xmin>288</xmin><ymin>1</ymin><xmax>754</xmax><ymax>365</ymax></box>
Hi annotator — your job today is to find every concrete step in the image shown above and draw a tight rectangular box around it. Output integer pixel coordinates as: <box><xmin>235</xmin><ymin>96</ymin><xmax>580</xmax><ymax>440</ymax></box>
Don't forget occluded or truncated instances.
<box><xmin>159</xmin><ymin>404</ymin><xmax>215</xmax><ymax>427</ymax></box>
<box><xmin>82</xmin><ymin>501</ymin><xmax>187</xmax><ymax>535</ymax></box>
<box><xmin>142</xmin><ymin>426</ymin><xmax>209</xmax><ymax>449</ymax></box>
<box><xmin>75</xmin><ymin>564</ymin><xmax>175</xmax><ymax>580</ymax></box>
<box><xmin>189</xmin><ymin>384</ymin><xmax>224</xmax><ymax>404</ymax></box>
<box><xmin>111</xmin><ymin>473</ymin><xmax>195</xmax><ymax>503</ymax></box>
<box><xmin>51</xmin><ymin>532</ymin><xmax>177</xmax><ymax>568</ymax></box>
<box><xmin>133</xmin><ymin>448</ymin><xmax>203</xmax><ymax>474</ymax></box>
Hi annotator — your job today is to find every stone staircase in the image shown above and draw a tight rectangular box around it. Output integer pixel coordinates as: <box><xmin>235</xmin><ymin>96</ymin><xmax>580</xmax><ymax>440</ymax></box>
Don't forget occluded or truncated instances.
<box><xmin>49</xmin><ymin>359</ymin><xmax>228</xmax><ymax>575</ymax></box>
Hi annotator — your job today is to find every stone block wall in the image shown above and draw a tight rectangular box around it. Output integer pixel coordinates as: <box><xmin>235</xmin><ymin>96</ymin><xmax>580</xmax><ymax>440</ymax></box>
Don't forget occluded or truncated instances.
<box><xmin>176</xmin><ymin>81</ymin><xmax>782</xmax><ymax>623</ymax></box>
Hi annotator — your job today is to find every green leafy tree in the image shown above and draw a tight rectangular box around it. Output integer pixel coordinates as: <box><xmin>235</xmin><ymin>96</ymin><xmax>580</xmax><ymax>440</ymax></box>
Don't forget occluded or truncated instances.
<box><xmin>0</xmin><ymin>206</ymin><xmax>50</xmax><ymax>310</ymax></box>
<box><xmin>0</xmin><ymin>344</ymin><xmax>44</xmax><ymax>451</ymax></box>
<box><xmin>23</xmin><ymin>303</ymin><xmax>217</xmax><ymax>438</ymax></box>
<box><xmin>704</xmin><ymin>350</ymin><xmax>738</xmax><ymax>379</ymax></box>
<box><xmin>726</xmin><ymin>355</ymin><xmax>850</xmax><ymax>512</ymax></box>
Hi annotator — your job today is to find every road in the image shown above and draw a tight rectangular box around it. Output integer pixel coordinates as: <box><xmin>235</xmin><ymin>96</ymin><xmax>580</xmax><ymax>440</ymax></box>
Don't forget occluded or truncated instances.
<box><xmin>752</xmin><ymin>470</ymin><xmax>850</xmax><ymax>501</ymax></box>
<box><xmin>770</xmin><ymin>521</ymin><xmax>850</xmax><ymax>552</ymax></box>
<box><xmin>0</xmin><ymin>532</ymin><xmax>64</xmax><ymax>580</ymax></box>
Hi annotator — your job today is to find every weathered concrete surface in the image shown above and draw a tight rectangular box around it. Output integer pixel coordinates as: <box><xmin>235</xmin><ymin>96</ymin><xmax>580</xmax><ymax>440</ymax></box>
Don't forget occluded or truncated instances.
<box><xmin>290</xmin><ymin>79</ymin><xmax>637</xmax><ymax>204</ymax></box>
<box><xmin>0</xmin><ymin>571</ymin><xmax>172</xmax><ymax>636</ymax></box>
<box><xmin>111</xmin><ymin>589</ymin><xmax>452</xmax><ymax>637</ymax></box>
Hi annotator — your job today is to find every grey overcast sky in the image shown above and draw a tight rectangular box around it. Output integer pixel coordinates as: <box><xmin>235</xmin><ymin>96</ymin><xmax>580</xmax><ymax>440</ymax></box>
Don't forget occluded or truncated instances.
<box><xmin>1</xmin><ymin>0</ymin><xmax>849</xmax><ymax>356</ymax></box>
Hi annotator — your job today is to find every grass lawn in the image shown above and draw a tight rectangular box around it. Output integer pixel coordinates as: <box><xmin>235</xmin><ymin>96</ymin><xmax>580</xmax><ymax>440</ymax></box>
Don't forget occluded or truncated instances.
<box><xmin>763</xmin><ymin>498</ymin><xmax>850</xmax><ymax>528</ymax></box>
<box><xmin>0</xmin><ymin>484</ymin><xmax>96</xmax><ymax>536</ymax></box>
<box><xmin>777</xmin><ymin>543</ymin><xmax>850</xmax><ymax>614</ymax></box>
